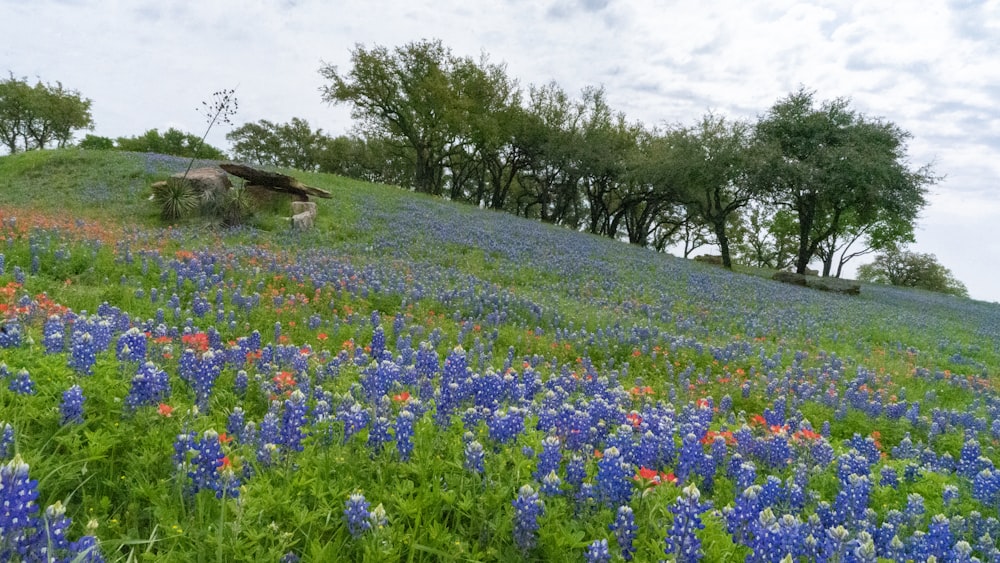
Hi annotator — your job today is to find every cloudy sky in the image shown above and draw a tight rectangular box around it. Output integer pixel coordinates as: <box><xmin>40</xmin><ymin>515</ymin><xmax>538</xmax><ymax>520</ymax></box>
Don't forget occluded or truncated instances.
<box><xmin>4</xmin><ymin>0</ymin><xmax>1000</xmax><ymax>301</ymax></box>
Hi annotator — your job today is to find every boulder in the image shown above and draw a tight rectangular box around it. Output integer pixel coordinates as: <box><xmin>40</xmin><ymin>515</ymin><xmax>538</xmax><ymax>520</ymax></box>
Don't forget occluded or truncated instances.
<box><xmin>291</xmin><ymin>211</ymin><xmax>314</xmax><ymax>230</ymax></box>
<box><xmin>694</xmin><ymin>254</ymin><xmax>724</xmax><ymax>266</ymax></box>
<box><xmin>772</xmin><ymin>271</ymin><xmax>861</xmax><ymax>295</ymax></box>
<box><xmin>172</xmin><ymin>167</ymin><xmax>232</xmax><ymax>198</ymax></box>
<box><xmin>772</xmin><ymin>271</ymin><xmax>809</xmax><ymax>287</ymax></box>
<box><xmin>291</xmin><ymin>201</ymin><xmax>317</xmax><ymax>218</ymax></box>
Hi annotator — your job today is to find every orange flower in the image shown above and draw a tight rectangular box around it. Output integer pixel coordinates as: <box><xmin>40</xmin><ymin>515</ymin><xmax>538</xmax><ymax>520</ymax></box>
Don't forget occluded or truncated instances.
<box><xmin>393</xmin><ymin>391</ymin><xmax>411</xmax><ymax>403</ymax></box>
<box><xmin>626</xmin><ymin>412</ymin><xmax>642</xmax><ymax>429</ymax></box>
<box><xmin>218</xmin><ymin>432</ymin><xmax>233</xmax><ymax>444</ymax></box>
<box><xmin>317</xmin><ymin>333</ymin><xmax>328</xmax><ymax>341</ymax></box>
<box><xmin>158</xmin><ymin>403</ymin><xmax>174</xmax><ymax>417</ymax></box>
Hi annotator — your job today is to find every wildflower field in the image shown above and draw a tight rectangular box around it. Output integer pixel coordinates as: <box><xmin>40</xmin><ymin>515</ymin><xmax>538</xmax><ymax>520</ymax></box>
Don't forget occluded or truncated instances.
<box><xmin>2</xmin><ymin>150</ymin><xmax>1000</xmax><ymax>562</ymax></box>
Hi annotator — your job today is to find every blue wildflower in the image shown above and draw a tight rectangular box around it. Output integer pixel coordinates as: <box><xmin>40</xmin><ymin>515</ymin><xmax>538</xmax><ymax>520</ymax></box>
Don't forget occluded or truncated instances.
<box><xmin>512</xmin><ymin>484</ymin><xmax>544</xmax><ymax>552</ymax></box>
<box><xmin>61</xmin><ymin>385</ymin><xmax>85</xmax><ymax>425</ymax></box>
<box><xmin>344</xmin><ymin>492</ymin><xmax>372</xmax><ymax>538</ymax></box>
<box><xmin>584</xmin><ymin>538</ymin><xmax>611</xmax><ymax>563</ymax></box>
<box><xmin>611</xmin><ymin>505</ymin><xmax>638</xmax><ymax>561</ymax></box>
<box><xmin>665</xmin><ymin>483</ymin><xmax>711</xmax><ymax>563</ymax></box>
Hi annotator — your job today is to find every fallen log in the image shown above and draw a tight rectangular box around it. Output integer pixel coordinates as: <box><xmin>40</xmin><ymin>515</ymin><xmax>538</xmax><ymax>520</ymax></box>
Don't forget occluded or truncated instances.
<box><xmin>219</xmin><ymin>163</ymin><xmax>332</xmax><ymax>199</ymax></box>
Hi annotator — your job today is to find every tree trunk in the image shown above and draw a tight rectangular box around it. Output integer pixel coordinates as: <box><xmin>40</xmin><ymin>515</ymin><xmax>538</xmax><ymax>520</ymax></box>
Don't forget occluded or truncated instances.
<box><xmin>714</xmin><ymin>219</ymin><xmax>733</xmax><ymax>269</ymax></box>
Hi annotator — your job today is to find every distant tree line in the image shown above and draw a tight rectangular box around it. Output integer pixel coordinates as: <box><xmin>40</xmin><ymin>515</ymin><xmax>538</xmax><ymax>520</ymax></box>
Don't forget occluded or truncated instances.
<box><xmin>79</xmin><ymin>128</ymin><xmax>227</xmax><ymax>160</ymax></box>
<box><xmin>255</xmin><ymin>39</ymin><xmax>932</xmax><ymax>277</ymax></box>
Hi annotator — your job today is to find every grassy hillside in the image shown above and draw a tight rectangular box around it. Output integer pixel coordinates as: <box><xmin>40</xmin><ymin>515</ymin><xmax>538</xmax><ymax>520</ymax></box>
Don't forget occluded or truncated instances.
<box><xmin>1</xmin><ymin>149</ymin><xmax>999</xmax><ymax>561</ymax></box>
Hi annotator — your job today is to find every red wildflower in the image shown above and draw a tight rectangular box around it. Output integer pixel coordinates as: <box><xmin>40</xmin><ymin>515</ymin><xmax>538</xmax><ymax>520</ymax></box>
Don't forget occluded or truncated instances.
<box><xmin>626</xmin><ymin>412</ymin><xmax>642</xmax><ymax>428</ymax></box>
<box><xmin>158</xmin><ymin>403</ymin><xmax>174</xmax><ymax>417</ymax></box>
<box><xmin>393</xmin><ymin>391</ymin><xmax>411</xmax><ymax>403</ymax></box>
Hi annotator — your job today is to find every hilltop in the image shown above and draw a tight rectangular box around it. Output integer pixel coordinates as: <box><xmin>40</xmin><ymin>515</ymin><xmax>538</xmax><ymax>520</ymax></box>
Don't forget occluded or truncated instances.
<box><xmin>1</xmin><ymin>149</ymin><xmax>999</xmax><ymax>561</ymax></box>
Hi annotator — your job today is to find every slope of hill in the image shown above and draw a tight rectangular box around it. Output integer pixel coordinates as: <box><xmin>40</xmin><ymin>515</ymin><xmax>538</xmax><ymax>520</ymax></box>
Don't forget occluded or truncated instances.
<box><xmin>1</xmin><ymin>149</ymin><xmax>999</xmax><ymax>561</ymax></box>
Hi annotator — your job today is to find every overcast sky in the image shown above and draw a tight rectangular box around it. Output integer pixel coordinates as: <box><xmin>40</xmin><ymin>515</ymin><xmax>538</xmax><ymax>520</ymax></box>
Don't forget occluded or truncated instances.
<box><xmin>4</xmin><ymin>0</ymin><xmax>1000</xmax><ymax>301</ymax></box>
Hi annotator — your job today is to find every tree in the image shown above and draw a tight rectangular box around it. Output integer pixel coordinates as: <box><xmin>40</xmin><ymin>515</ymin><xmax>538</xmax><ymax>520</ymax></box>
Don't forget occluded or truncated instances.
<box><xmin>320</xmin><ymin>39</ymin><xmax>467</xmax><ymax>195</ymax></box>
<box><xmin>729</xmin><ymin>203</ymin><xmax>798</xmax><ymax>270</ymax></box>
<box><xmin>857</xmin><ymin>248</ymin><xmax>969</xmax><ymax>297</ymax></box>
<box><xmin>0</xmin><ymin>74</ymin><xmax>93</xmax><ymax>153</ymax></box>
<box><xmin>751</xmin><ymin>88</ymin><xmax>933</xmax><ymax>275</ymax></box>
<box><xmin>227</xmin><ymin>118</ymin><xmax>328</xmax><ymax>170</ymax></box>
<box><xmin>646</xmin><ymin>115</ymin><xmax>754</xmax><ymax>268</ymax></box>
<box><xmin>115</xmin><ymin>128</ymin><xmax>226</xmax><ymax>159</ymax></box>
<box><xmin>78</xmin><ymin>134</ymin><xmax>114</xmax><ymax>150</ymax></box>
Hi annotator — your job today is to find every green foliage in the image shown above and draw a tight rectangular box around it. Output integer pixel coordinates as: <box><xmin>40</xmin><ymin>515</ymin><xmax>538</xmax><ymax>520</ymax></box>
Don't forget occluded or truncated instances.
<box><xmin>152</xmin><ymin>177</ymin><xmax>198</xmax><ymax>220</ymax></box>
<box><xmin>78</xmin><ymin>134</ymin><xmax>114</xmax><ymax>150</ymax></box>
<box><xmin>858</xmin><ymin>247</ymin><xmax>969</xmax><ymax>297</ymax></box>
<box><xmin>0</xmin><ymin>73</ymin><xmax>94</xmax><ymax>153</ymax></box>
<box><xmin>227</xmin><ymin>117</ymin><xmax>327</xmax><ymax>171</ymax></box>
<box><xmin>751</xmin><ymin>87</ymin><xmax>935</xmax><ymax>275</ymax></box>
<box><xmin>115</xmin><ymin>128</ymin><xmax>227</xmax><ymax>159</ymax></box>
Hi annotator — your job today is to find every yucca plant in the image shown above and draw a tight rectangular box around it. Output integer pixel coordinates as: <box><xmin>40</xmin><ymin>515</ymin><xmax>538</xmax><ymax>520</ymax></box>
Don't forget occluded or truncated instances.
<box><xmin>216</xmin><ymin>184</ymin><xmax>255</xmax><ymax>226</ymax></box>
<box><xmin>152</xmin><ymin>177</ymin><xmax>198</xmax><ymax>220</ymax></box>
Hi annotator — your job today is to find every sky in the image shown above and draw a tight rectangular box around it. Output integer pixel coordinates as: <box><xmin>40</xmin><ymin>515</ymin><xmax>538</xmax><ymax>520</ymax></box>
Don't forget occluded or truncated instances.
<box><xmin>3</xmin><ymin>0</ymin><xmax>1000</xmax><ymax>301</ymax></box>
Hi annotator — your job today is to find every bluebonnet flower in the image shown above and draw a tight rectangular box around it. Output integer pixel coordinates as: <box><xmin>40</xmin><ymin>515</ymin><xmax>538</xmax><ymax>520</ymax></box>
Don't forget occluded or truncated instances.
<box><xmin>464</xmin><ymin>440</ymin><xmax>485</xmax><ymax>474</ymax></box>
<box><xmin>958</xmin><ymin>438</ymin><xmax>985</xmax><ymax>478</ymax></box>
<box><xmin>611</xmin><ymin>505</ymin><xmax>638</xmax><ymax>561</ymax></box>
<box><xmin>904</xmin><ymin>492</ymin><xmax>925</xmax><ymax>523</ymax></box>
<box><xmin>124</xmin><ymin>362</ymin><xmax>171</xmax><ymax>411</ymax></box>
<box><xmin>337</xmin><ymin>402</ymin><xmax>370</xmax><ymax>444</ymax></box>
<box><xmin>566</xmin><ymin>453</ymin><xmax>587</xmax><ymax>490</ymax></box>
<box><xmin>535</xmin><ymin>435</ymin><xmax>562</xmax><ymax>481</ymax></box>
<box><xmin>512</xmin><ymin>484</ymin><xmax>544</xmax><ymax>552</ymax></box>
<box><xmin>115</xmin><ymin>327</ymin><xmax>147</xmax><ymax>362</ymax></box>
<box><xmin>943</xmin><ymin>484</ymin><xmax>960</xmax><ymax>505</ymax></box>
<box><xmin>665</xmin><ymin>483</ymin><xmax>711</xmax><ymax>563</ymax></box>
<box><xmin>879</xmin><ymin>467</ymin><xmax>899</xmax><ymax>489</ymax></box>
<box><xmin>584</xmin><ymin>538</ymin><xmax>611</xmax><ymax>563</ymax></box>
<box><xmin>69</xmin><ymin>331</ymin><xmax>97</xmax><ymax>375</ymax></box>
<box><xmin>257</xmin><ymin>413</ymin><xmax>281</xmax><ymax>465</ymax></box>
<box><xmin>925</xmin><ymin>513</ymin><xmax>953</xmax><ymax>560</ymax></box>
<box><xmin>596</xmin><ymin>447</ymin><xmax>632</xmax><ymax>508</ymax></box>
<box><xmin>8</xmin><ymin>369</ymin><xmax>35</xmax><ymax>395</ymax></box>
<box><xmin>369</xmin><ymin>502</ymin><xmax>388</xmax><ymax>531</ymax></box>
<box><xmin>227</xmin><ymin>407</ymin><xmax>246</xmax><ymax>443</ymax></box>
<box><xmin>487</xmin><ymin>407</ymin><xmax>525</xmax><ymax>445</ymax></box>
<box><xmin>234</xmin><ymin>369</ymin><xmax>248</xmax><ymax>395</ymax></box>
<box><xmin>0</xmin><ymin>320</ymin><xmax>20</xmax><ymax>348</ymax></box>
<box><xmin>395</xmin><ymin>409</ymin><xmax>415</xmax><ymax>461</ymax></box>
<box><xmin>43</xmin><ymin>315</ymin><xmax>65</xmax><ymax>354</ymax></box>
<box><xmin>541</xmin><ymin>470</ymin><xmax>562</xmax><ymax>496</ymax></box>
<box><xmin>676</xmin><ymin>432</ymin><xmax>702</xmax><ymax>482</ymax></box>
<box><xmin>370</xmin><ymin>325</ymin><xmax>386</xmax><ymax>360</ymax></box>
<box><xmin>0</xmin><ymin>454</ymin><xmax>39</xmax><ymax>556</ymax></box>
<box><xmin>344</xmin><ymin>492</ymin><xmax>372</xmax><ymax>538</ymax></box>
<box><xmin>61</xmin><ymin>385</ymin><xmax>85</xmax><ymax>425</ymax></box>
<box><xmin>0</xmin><ymin>422</ymin><xmax>13</xmax><ymax>460</ymax></box>
<box><xmin>189</xmin><ymin>430</ymin><xmax>239</xmax><ymax>499</ymax></box>
<box><xmin>281</xmin><ymin>390</ymin><xmax>309</xmax><ymax>452</ymax></box>
<box><xmin>367</xmin><ymin>416</ymin><xmax>392</xmax><ymax>454</ymax></box>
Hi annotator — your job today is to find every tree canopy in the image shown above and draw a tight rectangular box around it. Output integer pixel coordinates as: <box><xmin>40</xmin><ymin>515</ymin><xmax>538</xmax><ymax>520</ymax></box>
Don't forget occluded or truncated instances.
<box><xmin>0</xmin><ymin>74</ymin><xmax>93</xmax><ymax>153</ymax></box>
<box><xmin>751</xmin><ymin>88</ymin><xmax>934</xmax><ymax>275</ymax></box>
<box><xmin>857</xmin><ymin>247</ymin><xmax>968</xmax><ymax>297</ymax></box>
<box><xmin>115</xmin><ymin>128</ymin><xmax>226</xmax><ymax>160</ymax></box>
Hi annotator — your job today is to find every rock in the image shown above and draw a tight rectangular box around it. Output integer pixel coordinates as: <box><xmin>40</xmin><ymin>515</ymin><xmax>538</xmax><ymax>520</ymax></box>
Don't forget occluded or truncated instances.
<box><xmin>219</xmin><ymin>163</ymin><xmax>331</xmax><ymax>199</ymax></box>
<box><xmin>291</xmin><ymin>211</ymin><xmax>314</xmax><ymax>230</ymax></box>
<box><xmin>772</xmin><ymin>271</ymin><xmax>809</xmax><ymax>287</ymax></box>
<box><xmin>172</xmin><ymin>167</ymin><xmax>232</xmax><ymax>198</ymax></box>
<box><xmin>291</xmin><ymin>201</ymin><xmax>317</xmax><ymax>217</ymax></box>
<box><xmin>772</xmin><ymin>271</ymin><xmax>860</xmax><ymax>295</ymax></box>
<box><xmin>694</xmin><ymin>254</ymin><xmax>724</xmax><ymax>265</ymax></box>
